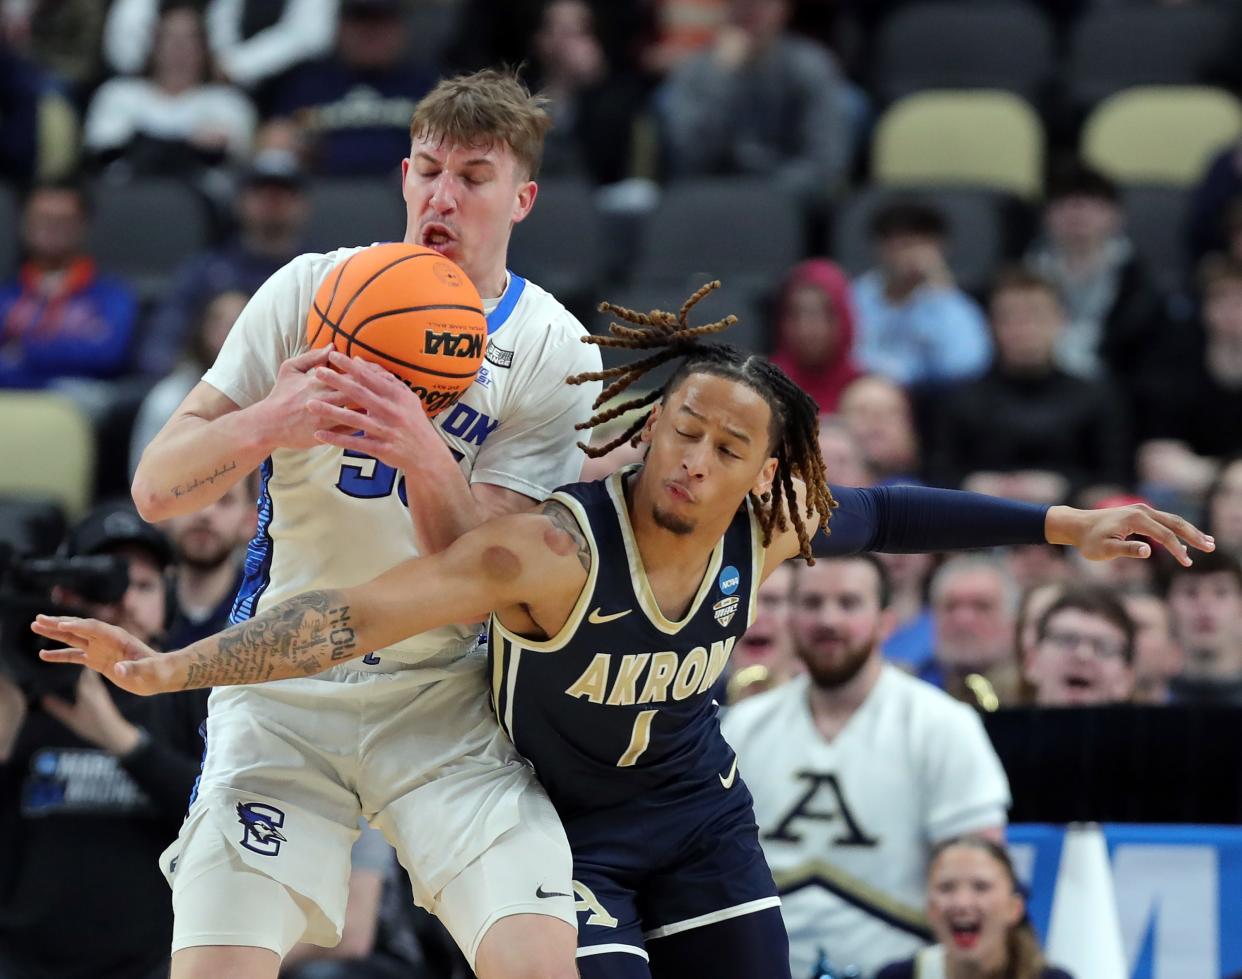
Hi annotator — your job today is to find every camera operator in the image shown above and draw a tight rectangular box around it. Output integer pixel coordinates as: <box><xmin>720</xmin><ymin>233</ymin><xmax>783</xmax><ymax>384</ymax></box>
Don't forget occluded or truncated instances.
<box><xmin>0</xmin><ymin>503</ymin><xmax>209</xmax><ymax>979</ymax></box>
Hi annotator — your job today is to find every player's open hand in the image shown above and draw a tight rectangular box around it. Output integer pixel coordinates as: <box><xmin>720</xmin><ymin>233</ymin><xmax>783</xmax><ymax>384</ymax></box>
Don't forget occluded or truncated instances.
<box><xmin>30</xmin><ymin>615</ymin><xmax>174</xmax><ymax>696</ymax></box>
<box><xmin>307</xmin><ymin>351</ymin><xmax>434</xmax><ymax>471</ymax></box>
<box><xmin>1047</xmin><ymin>503</ymin><xmax>1214</xmax><ymax>566</ymax></box>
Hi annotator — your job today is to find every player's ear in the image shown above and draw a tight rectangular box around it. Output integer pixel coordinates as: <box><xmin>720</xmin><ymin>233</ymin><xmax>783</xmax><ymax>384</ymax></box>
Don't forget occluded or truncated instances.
<box><xmin>751</xmin><ymin>456</ymin><xmax>778</xmax><ymax>497</ymax></box>
<box><xmin>512</xmin><ymin>179</ymin><xmax>537</xmax><ymax>225</ymax></box>
<box><xmin>639</xmin><ymin>405</ymin><xmax>661</xmax><ymax>445</ymax></box>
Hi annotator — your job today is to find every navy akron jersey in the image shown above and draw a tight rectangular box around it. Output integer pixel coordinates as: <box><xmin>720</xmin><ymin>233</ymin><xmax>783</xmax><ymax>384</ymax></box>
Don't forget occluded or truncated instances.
<box><xmin>489</xmin><ymin>468</ymin><xmax>763</xmax><ymax>819</ymax></box>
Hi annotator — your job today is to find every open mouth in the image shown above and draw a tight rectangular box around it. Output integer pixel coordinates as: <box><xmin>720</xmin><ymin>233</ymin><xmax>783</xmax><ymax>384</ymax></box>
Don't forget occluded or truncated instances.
<box><xmin>949</xmin><ymin>922</ymin><xmax>981</xmax><ymax>949</ymax></box>
<box><xmin>1064</xmin><ymin>674</ymin><xmax>1094</xmax><ymax>691</ymax></box>
<box><xmin>421</xmin><ymin>223</ymin><xmax>456</xmax><ymax>254</ymax></box>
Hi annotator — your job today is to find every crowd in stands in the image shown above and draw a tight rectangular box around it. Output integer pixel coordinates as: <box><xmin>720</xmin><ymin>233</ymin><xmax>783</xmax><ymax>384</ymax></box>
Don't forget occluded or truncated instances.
<box><xmin>5</xmin><ymin>1</ymin><xmax>1242</xmax><ymax>977</ymax></box>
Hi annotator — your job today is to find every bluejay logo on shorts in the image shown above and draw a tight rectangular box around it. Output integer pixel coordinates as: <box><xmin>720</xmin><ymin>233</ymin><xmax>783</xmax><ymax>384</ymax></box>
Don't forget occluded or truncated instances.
<box><xmin>237</xmin><ymin>802</ymin><xmax>287</xmax><ymax>856</ymax></box>
<box><xmin>719</xmin><ymin>566</ymin><xmax>740</xmax><ymax>596</ymax></box>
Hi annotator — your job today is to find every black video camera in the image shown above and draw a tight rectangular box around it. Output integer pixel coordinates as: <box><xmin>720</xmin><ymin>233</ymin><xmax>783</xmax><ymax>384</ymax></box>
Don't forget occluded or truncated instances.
<box><xmin>0</xmin><ymin>543</ymin><xmax>129</xmax><ymax>699</ymax></box>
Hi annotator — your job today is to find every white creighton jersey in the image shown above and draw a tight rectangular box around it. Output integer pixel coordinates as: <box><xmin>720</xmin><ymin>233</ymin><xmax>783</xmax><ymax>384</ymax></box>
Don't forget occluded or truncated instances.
<box><xmin>721</xmin><ymin>667</ymin><xmax>1010</xmax><ymax>979</ymax></box>
<box><xmin>203</xmin><ymin>247</ymin><xmax>601</xmax><ymax>669</ymax></box>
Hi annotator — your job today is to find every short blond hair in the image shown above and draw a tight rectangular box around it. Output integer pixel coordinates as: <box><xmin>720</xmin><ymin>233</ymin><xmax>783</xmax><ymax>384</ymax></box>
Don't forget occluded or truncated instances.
<box><xmin>409</xmin><ymin>69</ymin><xmax>552</xmax><ymax>180</ymax></box>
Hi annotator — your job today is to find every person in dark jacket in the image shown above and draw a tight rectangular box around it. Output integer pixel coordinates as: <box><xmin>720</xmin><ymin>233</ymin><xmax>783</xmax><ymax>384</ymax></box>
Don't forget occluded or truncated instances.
<box><xmin>0</xmin><ymin>503</ymin><xmax>209</xmax><ymax>979</ymax></box>
<box><xmin>930</xmin><ymin>269</ymin><xmax>1129</xmax><ymax>504</ymax></box>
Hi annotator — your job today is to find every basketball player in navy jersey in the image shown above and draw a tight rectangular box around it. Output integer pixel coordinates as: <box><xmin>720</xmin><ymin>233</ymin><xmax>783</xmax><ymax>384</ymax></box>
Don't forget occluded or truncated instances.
<box><xmin>35</xmin><ymin>286</ymin><xmax>1212</xmax><ymax>978</ymax></box>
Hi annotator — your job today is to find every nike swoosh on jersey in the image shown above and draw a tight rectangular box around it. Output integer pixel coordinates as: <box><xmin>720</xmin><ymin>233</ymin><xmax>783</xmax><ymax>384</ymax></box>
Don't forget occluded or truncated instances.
<box><xmin>536</xmin><ymin>885</ymin><xmax>572</xmax><ymax>899</ymax></box>
<box><xmin>719</xmin><ymin>756</ymin><xmax>738</xmax><ymax>789</ymax></box>
<box><xmin>588</xmin><ymin>607</ymin><xmax>632</xmax><ymax>625</ymax></box>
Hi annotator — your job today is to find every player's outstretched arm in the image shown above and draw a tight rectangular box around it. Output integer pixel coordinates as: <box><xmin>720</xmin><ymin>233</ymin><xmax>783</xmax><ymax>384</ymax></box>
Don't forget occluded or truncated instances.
<box><xmin>762</xmin><ymin>483</ymin><xmax>1214</xmax><ymax>576</ymax></box>
<box><xmin>31</xmin><ymin>507</ymin><xmax>589</xmax><ymax>695</ymax></box>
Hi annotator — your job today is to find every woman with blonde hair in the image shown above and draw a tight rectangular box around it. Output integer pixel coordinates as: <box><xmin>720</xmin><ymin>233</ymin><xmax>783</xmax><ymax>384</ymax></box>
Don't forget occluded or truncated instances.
<box><xmin>877</xmin><ymin>836</ymin><xmax>1072</xmax><ymax>979</ymax></box>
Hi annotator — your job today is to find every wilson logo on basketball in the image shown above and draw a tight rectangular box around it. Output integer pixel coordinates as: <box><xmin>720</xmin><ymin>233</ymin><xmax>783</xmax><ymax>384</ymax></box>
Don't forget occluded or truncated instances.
<box><xmin>424</xmin><ymin>331</ymin><xmax>485</xmax><ymax>359</ymax></box>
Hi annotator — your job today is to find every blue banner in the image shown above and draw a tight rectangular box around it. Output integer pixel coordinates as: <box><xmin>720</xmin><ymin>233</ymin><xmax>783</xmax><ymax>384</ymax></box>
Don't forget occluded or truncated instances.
<box><xmin>1009</xmin><ymin>825</ymin><xmax>1242</xmax><ymax>979</ymax></box>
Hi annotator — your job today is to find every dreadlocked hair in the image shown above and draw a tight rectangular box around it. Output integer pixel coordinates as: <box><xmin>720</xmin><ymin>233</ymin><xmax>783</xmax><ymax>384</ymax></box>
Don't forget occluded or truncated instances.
<box><xmin>567</xmin><ymin>280</ymin><xmax>837</xmax><ymax>563</ymax></box>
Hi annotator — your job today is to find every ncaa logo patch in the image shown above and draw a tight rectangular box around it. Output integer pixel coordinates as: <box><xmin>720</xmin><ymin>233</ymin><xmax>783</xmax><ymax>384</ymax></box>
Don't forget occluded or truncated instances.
<box><xmin>719</xmin><ymin>565</ymin><xmax>740</xmax><ymax>596</ymax></box>
<box><xmin>237</xmin><ymin>802</ymin><xmax>287</xmax><ymax>856</ymax></box>
<box><xmin>713</xmin><ymin>595</ymin><xmax>740</xmax><ymax>628</ymax></box>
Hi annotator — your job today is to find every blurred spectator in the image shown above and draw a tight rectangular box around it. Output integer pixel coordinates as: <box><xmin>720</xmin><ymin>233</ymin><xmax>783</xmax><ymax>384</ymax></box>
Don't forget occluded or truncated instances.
<box><xmin>83</xmin><ymin>3</ymin><xmax>256</xmax><ymax>178</ymax></box>
<box><xmin>1204</xmin><ymin>455</ymin><xmax>1242</xmax><ymax>556</ymax></box>
<box><xmin>659</xmin><ymin>0</ymin><xmax>853</xmax><ymax>202</ymax></box>
<box><xmin>104</xmin><ymin>0</ymin><xmax>338</xmax><ymax>92</ymax></box>
<box><xmin>162</xmin><ymin>475</ymin><xmax>256</xmax><ymax>649</ymax></box>
<box><xmin>1024</xmin><ymin>586</ymin><xmax>1135</xmax><ymax>707</ymax></box>
<box><xmin>131</xmin><ymin>289</ymin><xmax>248</xmax><ymax>470</ymax></box>
<box><xmin>139</xmin><ymin>149</ymin><xmax>307</xmax><ymax>376</ymax></box>
<box><xmin>1162</xmin><ymin>549</ymin><xmax>1242</xmax><ymax>704</ymax></box>
<box><xmin>1006</xmin><ymin>544</ymin><xmax>1072</xmax><ymax>593</ymax></box>
<box><xmin>267</xmin><ymin>0</ymin><xmax>436</xmax><ymax>178</ymax></box>
<box><xmin>923</xmin><ymin>555</ymin><xmax>1022</xmax><ymax>707</ymax></box>
<box><xmin>930</xmin><ymin>269</ymin><xmax>1129</xmax><ymax>504</ymax></box>
<box><xmin>728</xmin><ymin>560</ymin><xmax>801</xmax><ymax>703</ymax></box>
<box><xmin>876</xmin><ymin>836</ymin><xmax>1073</xmax><ymax>979</ymax></box>
<box><xmin>723</xmin><ymin>553</ymin><xmax>1010</xmax><ymax>979</ymax></box>
<box><xmin>0</xmin><ymin>41</ymin><xmax>77</xmax><ymax>184</ymax></box>
<box><xmin>1025</xmin><ymin>162</ymin><xmax>1163</xmax><ymax>380</ymax></box>
<box><xmin>818</xmin><ymin>414</ymin><xmax>872</xmax><ymax>487</ymax></box>
<box><xmin>641</xmin><ymin>0</ymin><xmax>727</xmax><ymax>75</ymax></box>
<box><xmin>851</xmin><ymin>202</ymin><xmax>991</xmax><ymax>387</ymax></box>
<box><xmin>877</xmin><ymin>550</ymin><xmax>936</xmax><ymax>670</ymax></box>
<box><xmin>528</xmin><ymin>0</ymin><xmax>645</xmax><ymax>187</ymax></box>
<box><xmin>1014</xmin><ymin>581</ymin><xmax>1065</xmax><ymax>703</ymax></box>
<box><xmin>0</xmin><ymin>180</ymin><xmax>138</xmax><ymax>388</ymax></box>
<box><xmin>1187</xmin><ymin>141</ymin><xmax>1242</xmax><ymax>265</ymax></box>
<box><xmin>1135</xmin><ymin>257</ymin><xmax>1242</xmax><ymax>500</ymax></box>
<box><xmin>771</xmin><ymin>259</ymin><xmax>860</xmax><ymax>413</ymax></box>
<box><xmin>1122</xmin><ymin>591</ymin><xmax>1183</xmax><ymax>705</ymax></box>
<box><xmin>0</xmin><ymin>503</ymin><xmax>209</xmax><ymax>979</ymax></box>
<box><xmin>1</xmin><ymin>0</ymin><xmax>104</xmax><ymax>94</ymax></box>
<box><xmin>839</xmin><ymin>374</ymin><xmax>920</xmax><ymax>484</ymax></box>
<box><xmin>1228</xmin><ymin>198</ymin><xmax>1242</xmax><ymax>264</ymax></box>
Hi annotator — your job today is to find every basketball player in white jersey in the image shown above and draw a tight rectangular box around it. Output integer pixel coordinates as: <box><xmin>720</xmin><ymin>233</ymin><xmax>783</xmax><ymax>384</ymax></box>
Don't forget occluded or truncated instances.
<box><xmin>721</xmin><ymin>553</ymin><xmax>1011</xmax><ymax>978</ymax></box>
<box><xmin>128</xmin><ymin>70</ymin><xmax>600</xmax><ymax>979</ymax></box>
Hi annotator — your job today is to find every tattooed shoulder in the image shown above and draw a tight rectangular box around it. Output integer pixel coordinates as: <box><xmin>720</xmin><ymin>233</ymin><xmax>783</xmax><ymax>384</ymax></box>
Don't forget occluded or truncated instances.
<box><xmin>539</xmin><ymin>500</ymin><xmax>591</xmax><ymax>573</ymax></box>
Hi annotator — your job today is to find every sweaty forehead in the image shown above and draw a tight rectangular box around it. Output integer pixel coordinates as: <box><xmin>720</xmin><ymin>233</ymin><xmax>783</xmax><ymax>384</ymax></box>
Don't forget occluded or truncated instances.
<box><xmin>671</xmin><ymin>373</ymin><xmax>772</xmax><ymax>441</ymax></box>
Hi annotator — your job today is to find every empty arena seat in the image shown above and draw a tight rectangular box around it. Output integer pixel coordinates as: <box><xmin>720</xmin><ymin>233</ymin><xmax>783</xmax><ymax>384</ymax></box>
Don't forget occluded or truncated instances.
<box><xmin>872</xmin><ymin>91</ymin><xmax>1045</xmax><ymax>198</ymax></box>
<box><xmin>0</xmin><ymin>392</ymin><xmax>94</xmax><ymax>519</ymax></box>
<box><xmin>509</xmin><ymin>177</ymin><xmax>605</xmax><ymax>306</ymax></box>
<box><xmin>87</xmin><ymin>178</ymin><xmax>211</xmax><ymax>298</ymax></box>
<box><xmin>1122</xmin><ymin>184</ymin><xmax>1192</xmax><ymax>294</ymax></box>
<box><xmin>633</xmin><ymin>179</ymin><xmax>803</xmax><ymax>295</ymax></box>
<box><xmin>1067</xmin><ymin>5</ymin><xmax>1237</xmax><ymax>108</ymax></box>
<box><xmin>828</xmin><ymin>185</ymin><xmax>1021</xmax><ymax>295</ymax></box>
<box><xmin>304</xmin><ymin>177</ymin><xmax>405</xmax><ymax>253</ymax></box>
<box><xmin>872</xmin><ymin>1</ymin><xmax>1055</xmax><ymax>105</ymax></box>
<box><xmin>1082</xmin><ymin>86</ymin><xmax>1242</xmax><ymax>186</ymax></box>
<box><xmin>0</xmin><ymin>182</ymin><xmax>18</xmax><ymax>280</ymax></box>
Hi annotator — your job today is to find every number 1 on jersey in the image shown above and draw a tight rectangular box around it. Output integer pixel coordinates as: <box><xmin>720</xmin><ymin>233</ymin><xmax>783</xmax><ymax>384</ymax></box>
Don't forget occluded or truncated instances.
<box><xmin>617</xmin><ymin>709</ymin><xmax>657</xmax><ymax>767</ymax></box>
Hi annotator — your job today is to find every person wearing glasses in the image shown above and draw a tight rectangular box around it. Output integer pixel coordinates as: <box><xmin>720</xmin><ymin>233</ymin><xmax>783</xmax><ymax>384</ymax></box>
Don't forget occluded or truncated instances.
<box><xmin>1024</xmin><ymin>585</ymin><xmax>1135</xmax><ymax>706</ymax></box>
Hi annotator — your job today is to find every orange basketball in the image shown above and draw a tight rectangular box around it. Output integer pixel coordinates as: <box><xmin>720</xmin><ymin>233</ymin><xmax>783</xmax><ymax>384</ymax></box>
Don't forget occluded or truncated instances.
<box><xmin>306</xmin><ymin>243</ymin><xmax>486</xmax><ymax>418</ymax></box>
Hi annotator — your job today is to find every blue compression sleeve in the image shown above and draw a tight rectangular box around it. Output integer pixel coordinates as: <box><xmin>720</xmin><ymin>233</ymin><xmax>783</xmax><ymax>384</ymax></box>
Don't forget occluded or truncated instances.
<box><xmin>818</xmin><ymin>484</ymin><xmax>1051</xmax><ymax>556</ymax></box>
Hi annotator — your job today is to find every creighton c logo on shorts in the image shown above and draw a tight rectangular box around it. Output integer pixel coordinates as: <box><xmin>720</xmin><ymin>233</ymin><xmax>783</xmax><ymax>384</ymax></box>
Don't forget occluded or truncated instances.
<box><xmin>237</xmin><ymin>802</ymin><xmax>287</xmax><ymax>856</ymax></box>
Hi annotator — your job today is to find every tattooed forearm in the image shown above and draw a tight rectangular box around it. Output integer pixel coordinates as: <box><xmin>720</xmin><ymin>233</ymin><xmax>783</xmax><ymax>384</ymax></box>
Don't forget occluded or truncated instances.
<box><xmin>170</xmin><ymin>460</ymin><xmax>239</xmax><ymax>499</ymax></box>
<box><xmin>180</xmin><ymin>591</ymin><xmax>360</xmax><ymax>689</ymax></box>
<box><xmin>540</xmin><ymin>501</ymin><xmax>591</xmax><ymax>572</ymax></box>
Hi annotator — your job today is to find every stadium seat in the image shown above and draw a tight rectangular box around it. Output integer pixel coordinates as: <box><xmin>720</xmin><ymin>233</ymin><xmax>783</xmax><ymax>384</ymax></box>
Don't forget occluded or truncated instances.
<box><xmin>872</xmin><ymin>91</ymin><xmax>1045</xmax><ymax>198</ymax></box>
<box><xmin>0</xmin><ymin>392</ymin><xmax>94</xmax><ymax>519</ymax></box>
<box><xmin>1067</xmin><ymin>5</ymin><xmax>1236</xmax><ymax>108</ymax></box>
<box><xmin>1122</xmin><ymin>184</ymin><xmax>1191</xmax><ymax>294</ymax></box>
<box><xmin>1082</xmin><ymin>86</ymin><xmax>1242</xmax><ymax>186</ymax></box>
<box><xmin>632</xmin><ymin>179</ymin><xmax>803</xmax><ymax>294</ymax></box>
<box><xmin>828</xmin><ymin>186</ymin><xmax>1023</xmax><ymax>295</ymax></box>
<box><xmin>304</xmin><ymin>177</ymin><xmax>405</xmax><ymax>253</ymax></box>
<box><xmin>0</xmin><ymin>182</ymin><xmax>18</xmax><ymax>280</ymax></box>
<box><xmin>86</xmin><ymin>179</ymin><xmax>211</xmax><ymax>300</ymax></box>
<box><xmin>509</xmin><ymin>177</ymin><xmax>605</xmax><ymax>308</ymax></box>
<box><xmin>872</xmin><ymin>1</ymin><xmax>1055</xmax><ymax>106</ymax></box>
